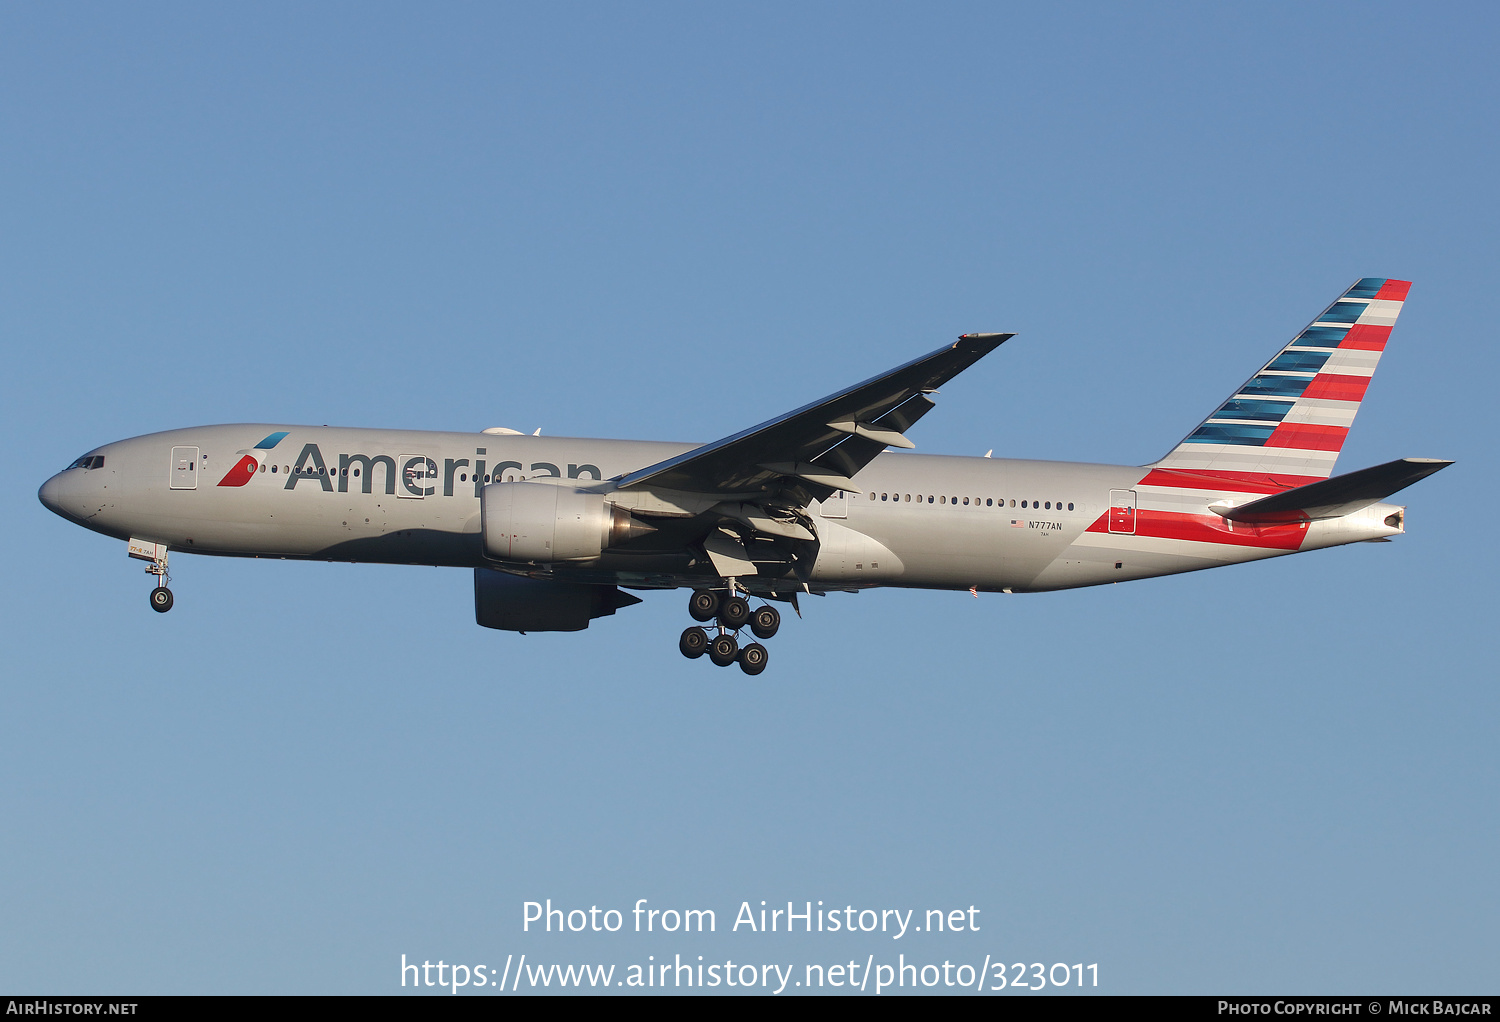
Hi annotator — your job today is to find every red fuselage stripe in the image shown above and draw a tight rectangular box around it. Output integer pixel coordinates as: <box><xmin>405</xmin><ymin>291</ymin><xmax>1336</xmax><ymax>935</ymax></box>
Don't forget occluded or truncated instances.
<box><xmin>1086</xmin><ymin>509</ymin><xmax>1306</xmax><ymax>549</ymax></box>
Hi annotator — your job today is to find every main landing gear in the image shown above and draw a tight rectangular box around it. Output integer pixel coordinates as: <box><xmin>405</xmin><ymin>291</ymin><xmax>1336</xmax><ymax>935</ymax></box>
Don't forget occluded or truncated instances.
<box><xmin>678</xmin><ymin>587</ymin><xmax>781</xmax><ymax>676</ymax></box>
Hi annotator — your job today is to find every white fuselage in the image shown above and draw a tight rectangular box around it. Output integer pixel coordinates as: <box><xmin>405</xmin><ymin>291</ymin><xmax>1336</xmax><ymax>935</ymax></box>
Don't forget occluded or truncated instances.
<box><xmin>38</xmin><ymin>423</ymin><xmax>1405</xmax><ymax>595</ymax></box>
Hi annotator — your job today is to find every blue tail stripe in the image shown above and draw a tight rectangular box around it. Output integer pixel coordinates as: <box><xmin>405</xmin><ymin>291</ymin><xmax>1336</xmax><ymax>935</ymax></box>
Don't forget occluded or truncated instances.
<box><xmin>1267</xmin><ymin>350</ymin><xmax>1333</xmax><ymax>374</ymax></box>
<box><xmin>1343</xmin><ymin>278</ymin><xmax>1386</xmax><ymax>299</ymax></box>
<box><xmin>1214</xmin><ymin>398</ymin><xmax>1296</xmax><ymax>422</ymax></box>
<box><xmin>1290</xmin><ymin>326</ymin><xmax>1351</xmax><ymax>348</ymax></box>
<box><xmin>1239</xmin><ymin>375</ymin><xmax>1315</xmax><ymax>399</ymax></box>
<box><xmin>1184</xmin><ymin>423</ymin><xmax>1278</xmax><ymax>445</ymax></box>
<box><xmin>1318</xmin><ymin>302</ymin><xmax>1368</xmax><ymax>324</ymax></box>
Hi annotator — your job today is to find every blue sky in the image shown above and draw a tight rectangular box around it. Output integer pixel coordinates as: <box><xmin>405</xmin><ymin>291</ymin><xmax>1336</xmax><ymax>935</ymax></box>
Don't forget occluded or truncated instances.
<box><xmin>2</xmin><ymin>2</ymin><xmax>1495</xmax><ymax>994</ymax></box>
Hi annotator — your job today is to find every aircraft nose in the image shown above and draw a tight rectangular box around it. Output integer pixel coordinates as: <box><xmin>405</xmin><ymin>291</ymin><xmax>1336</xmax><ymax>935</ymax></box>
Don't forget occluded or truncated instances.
<box><xmin>39</xmin><ymin>470</ymin><xmax>89</xmax><ymax>523</ymax></box>
<box><xmin>38</xmin><ymin>473</ymin><xmax>64</xmax><ymax>515</ymax></box>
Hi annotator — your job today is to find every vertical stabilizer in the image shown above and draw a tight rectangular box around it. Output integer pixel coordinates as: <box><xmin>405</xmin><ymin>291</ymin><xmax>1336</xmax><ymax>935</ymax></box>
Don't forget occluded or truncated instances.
<box><xmin>1151</xmin><ymin>279</ymin><xmax>1410</xmax><ymax>487</ymax></box>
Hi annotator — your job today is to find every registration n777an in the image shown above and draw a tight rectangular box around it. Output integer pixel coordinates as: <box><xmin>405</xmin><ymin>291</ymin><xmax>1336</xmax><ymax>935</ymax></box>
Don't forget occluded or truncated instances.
<box><xmin>39</xmin><ymin>278</ymin><xmax>1449</xmax><ymax>674</ymax></box>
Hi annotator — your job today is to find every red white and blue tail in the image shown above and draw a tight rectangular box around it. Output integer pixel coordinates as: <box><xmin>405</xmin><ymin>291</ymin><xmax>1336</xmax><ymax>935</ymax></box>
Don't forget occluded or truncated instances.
<box><xmin>1151</xmin><ymin>278</ymin><xmax>1410</xmax><ymax>487</ymax></box>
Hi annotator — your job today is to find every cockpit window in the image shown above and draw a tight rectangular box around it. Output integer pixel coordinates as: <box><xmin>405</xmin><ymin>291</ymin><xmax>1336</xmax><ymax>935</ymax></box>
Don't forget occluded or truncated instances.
<box><xmin>67</xmin><ymin>455</ymin><xmax>104</xmax><ymax>470</ymax></box>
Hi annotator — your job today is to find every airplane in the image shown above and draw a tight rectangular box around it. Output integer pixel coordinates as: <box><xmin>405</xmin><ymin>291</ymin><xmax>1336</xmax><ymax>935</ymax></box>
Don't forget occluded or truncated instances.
<box><xmin>38</xmin><ymin>278</ymin><xmax>1450</xmax><ymax>675</ymax></box>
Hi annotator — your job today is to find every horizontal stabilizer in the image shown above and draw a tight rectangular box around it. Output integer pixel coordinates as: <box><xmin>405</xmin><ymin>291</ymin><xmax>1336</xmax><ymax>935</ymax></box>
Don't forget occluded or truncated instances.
<box><xmin>1217</xmin><ymin>458</ymin><xmax>1452</xmax><ymax>523</ymax></box>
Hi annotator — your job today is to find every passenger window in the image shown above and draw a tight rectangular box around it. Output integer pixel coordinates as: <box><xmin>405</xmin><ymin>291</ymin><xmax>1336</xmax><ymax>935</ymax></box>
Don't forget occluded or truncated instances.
<box><xmin>271</xmin><ymin>465</ymin><xmax>278</xmax><ymax>473</ymax></box>
<box><xmin>963</xmin><ymin>497</ymin><xmax>969</xmax><ymax>505</ymax></box>
<box><xmin>1068</xmin><ymin>502</ymin><xmax>1074</xmax><ymax>511</ymax></box>
<box><xmin>986</xmin><ymin>498</ymin><xmax>993</xmax><ymax>506</ymax></box>
<box><xmin>869</xmin><ymin>492</ymin><xmax>876</xmax><ymax>500</ymax></box>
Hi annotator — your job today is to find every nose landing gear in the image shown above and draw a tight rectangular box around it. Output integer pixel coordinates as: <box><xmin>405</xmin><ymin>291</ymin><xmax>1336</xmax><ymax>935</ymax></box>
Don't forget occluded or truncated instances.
<box><xmin>679</xmin><ymin>586</ymin><xmax>782</xmax><ymax>675</ymax></box>
<box><xmin>130</xmin><ymin>540</ymin><xmax>175</xmax><ymax>613</ymax></box>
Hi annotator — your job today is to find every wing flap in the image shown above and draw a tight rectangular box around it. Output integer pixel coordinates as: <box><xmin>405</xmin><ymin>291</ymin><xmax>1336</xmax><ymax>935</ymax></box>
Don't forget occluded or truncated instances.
<box><xmin>703</xmin><ymin>528</ymin><xmax>758</xmax><ymax>576</ymax></box>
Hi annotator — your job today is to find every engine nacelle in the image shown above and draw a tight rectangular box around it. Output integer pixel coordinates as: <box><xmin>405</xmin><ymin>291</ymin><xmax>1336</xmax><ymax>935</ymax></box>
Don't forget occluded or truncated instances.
<box><xmin>474</xmin><ymin>569</ymin><xmax>642</xmax><ymax>632</ymax></box>
<box><xmin>481</xmin><ymin>481</ymin><xmax>652</xmax><ymax>563</ymax></box>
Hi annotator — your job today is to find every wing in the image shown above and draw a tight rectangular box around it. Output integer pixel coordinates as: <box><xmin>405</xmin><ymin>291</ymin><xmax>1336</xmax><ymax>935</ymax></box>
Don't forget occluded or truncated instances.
<box><xmin>614</xmin><ymin>333</ymin><xmax>1014</xmax><ymax>498</ymax></box>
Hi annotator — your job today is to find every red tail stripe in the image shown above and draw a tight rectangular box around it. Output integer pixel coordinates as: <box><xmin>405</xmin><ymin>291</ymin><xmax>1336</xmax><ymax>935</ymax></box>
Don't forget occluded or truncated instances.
<box><xmin>1341</xmin><ymin>324</ymin><xmax>1391</xmax><ymax>351</ymax></box>
<box><xmin>1265</xmin><ymin>422</ymin><xmax>1349</xmax><ymax>452</ymax></box>
<box><xmin>1373</xmin><ymin>279</ymin><xmax>1411</xmax><ymax>301</ymax></box>
<box><xmin>1137</xmin><ymin>468</ymin><xmax>1323</xmax><ymax>492</ymax></box>
<box><xmin>1300</xmin><ymin>374</ymin><xmax>1371</xmax><ymax>402</ymax></box>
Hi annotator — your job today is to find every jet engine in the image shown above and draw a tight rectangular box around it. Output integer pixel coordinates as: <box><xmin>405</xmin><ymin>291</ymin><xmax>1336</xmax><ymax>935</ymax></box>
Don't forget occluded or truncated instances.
<box><xmin>474</xmin><ymin>569</ymin><xmax>642</xmax><ymax>632</ymax></box>
<box><xmin>480</xmin><ymin>481</ymin><xmax>653</xmax><ymax>563</ymax></box>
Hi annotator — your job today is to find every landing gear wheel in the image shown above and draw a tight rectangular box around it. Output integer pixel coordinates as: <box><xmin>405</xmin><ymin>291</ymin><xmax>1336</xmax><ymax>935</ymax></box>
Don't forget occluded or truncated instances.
<box><xmin>718</xmin><ymin>596</ymin><xmax>751</xmax><ymax>630</ymax></box>
<box><xmin>688</xmin><ymin>589</ymin><xmax>720</xmax><ymax>622</ymax></box>
<box><xmin>678</xmin><ymin>627</ymin><xmax>708</xmax><ymax>659</ymax></box>
<box><xmin>709</xmin><ymin>634</ymin><xmax>739</xmax><ymax>667</ymax></box>
<box><xmin>750</xmin><ymin>605</ymin><xmax>780</xmax><ymax>639</ymax></box>
<box><xmin>149</xmin><ymin>586</ymin><xmax>174</xmax><ymax>613</ymax></box>
<box><xmin>738</xmin><ymin>642</ymin><xmax>768</xmax><ymax>675</ymax></box>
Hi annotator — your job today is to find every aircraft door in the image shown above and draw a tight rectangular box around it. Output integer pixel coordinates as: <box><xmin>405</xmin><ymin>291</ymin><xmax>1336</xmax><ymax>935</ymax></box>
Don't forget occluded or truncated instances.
<box><xmin>170</xmin><ymin>447</ymin><xmax>199</xmax><ymax>490</ymax></box>
<box><xmin>399</xmin><ymin>454</ymin><xmax>436</xmax><ymax>498</ymax></box>
<box><xmin>1108</xmin><ymin>489</ymin><xmax>1137</xmax><ymax>534</ymax></box>
<box><xmin>819</xmin><ymin>489</ymin><xmax>849</xmax><ymax>519</ymax></box>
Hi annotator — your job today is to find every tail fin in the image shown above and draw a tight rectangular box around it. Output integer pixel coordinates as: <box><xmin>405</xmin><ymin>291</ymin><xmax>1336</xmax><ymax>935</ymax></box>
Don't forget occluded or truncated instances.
<box><xmin>1152</xmin><ymin>278</ymin><xmax>1410</xmax><ymax>487</ymax></box>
